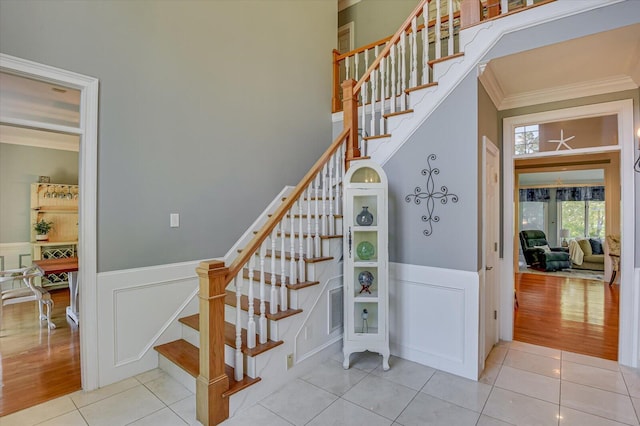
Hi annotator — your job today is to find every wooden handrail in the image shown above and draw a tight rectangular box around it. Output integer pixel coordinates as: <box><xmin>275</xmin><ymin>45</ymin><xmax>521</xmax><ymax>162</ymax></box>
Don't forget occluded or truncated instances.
<box><xmin>334</xmin><ymin>10</ymin><xmax>461</xmax><ymax>62</ymax></box>
<box><xmin>225</xmin><ymin>128</ymin><xmax>350</xmax><ymax>281</ymax></box>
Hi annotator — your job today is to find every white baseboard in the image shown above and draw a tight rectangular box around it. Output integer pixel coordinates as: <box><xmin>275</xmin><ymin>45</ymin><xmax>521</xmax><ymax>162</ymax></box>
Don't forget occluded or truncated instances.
<box><xmin>97</xmin><ymin>260</ymin><xmax>201</xmax><ymax>387</ymax></box>
<box><xmin>389</xmin><ymin>262</ymin><xmax>480</xmax><ymax>380</ymax></box>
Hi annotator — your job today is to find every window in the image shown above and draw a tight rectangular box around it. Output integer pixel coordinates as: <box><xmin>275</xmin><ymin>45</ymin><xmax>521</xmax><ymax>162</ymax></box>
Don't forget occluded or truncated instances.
<box><xmin>520</xmin><ymin>202</ymin><xmax>547</xmax><ymax>234</ymax></box>
<box><xmin>560</xmin><ymin>200</ymin><xmax>605</xmax><ymax>239</ymax></box>
<box><xmin>514</xmin><ymin>125</ymin><xmax>540</xmax><ymax>155</ymax></box>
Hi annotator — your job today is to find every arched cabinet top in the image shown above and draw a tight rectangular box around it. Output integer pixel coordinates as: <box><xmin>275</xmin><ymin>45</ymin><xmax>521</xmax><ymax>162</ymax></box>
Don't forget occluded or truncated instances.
<box><xmin>344</xmin><ymin>160</ymin><xmax>388</xmax><ymax>186</ymax></box>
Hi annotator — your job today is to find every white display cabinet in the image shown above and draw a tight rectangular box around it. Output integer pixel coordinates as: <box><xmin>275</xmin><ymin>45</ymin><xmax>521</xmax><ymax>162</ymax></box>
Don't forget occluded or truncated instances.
<box><xmin>342</xmin><ymin>160</ymin><xmax>390</xmax><ymax>370</ymax></box>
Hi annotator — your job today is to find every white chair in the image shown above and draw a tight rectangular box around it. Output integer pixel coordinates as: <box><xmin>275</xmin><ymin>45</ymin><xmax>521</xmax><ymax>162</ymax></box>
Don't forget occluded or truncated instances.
<box><xmin>0</xmin><ymin>266</ymin><xmax>56</xmax><ymax>330</ymax></box>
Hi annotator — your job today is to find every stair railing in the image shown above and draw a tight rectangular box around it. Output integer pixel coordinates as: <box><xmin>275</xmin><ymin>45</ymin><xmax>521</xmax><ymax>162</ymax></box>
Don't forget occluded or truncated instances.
<box><xmin>196</xmin><ymin>128</ymin><xmax>349</xmax><ymax>425</ymax></box>
<box><xmin>333</xmin><ymin>0</ymin><xmax>461</xmax><ymax>113</ymax></box>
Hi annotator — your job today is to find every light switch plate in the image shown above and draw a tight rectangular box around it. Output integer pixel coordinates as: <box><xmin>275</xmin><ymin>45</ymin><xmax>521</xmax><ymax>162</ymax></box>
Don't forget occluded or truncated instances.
<box><xmin>170</xmin><ymin>213</ymin><xmax>179</xmax><ymax>228</ymax></box>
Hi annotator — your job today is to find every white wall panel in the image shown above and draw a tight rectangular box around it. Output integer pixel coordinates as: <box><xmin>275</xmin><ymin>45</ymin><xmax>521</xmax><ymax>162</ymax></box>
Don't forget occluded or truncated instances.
<box><xmin>97</xmin><ymin>260</ymin><xmax>200</xmax><ymax>387</ymax></box>
<box><xmin>389</xmin><ymin>262</ymin><xmax>479</xmax><ymax>379</ymax></box>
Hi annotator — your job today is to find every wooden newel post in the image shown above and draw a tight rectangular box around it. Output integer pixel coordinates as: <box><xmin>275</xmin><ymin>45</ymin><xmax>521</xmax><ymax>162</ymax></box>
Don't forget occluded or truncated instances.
<box><xmin>196</xmin><ymin>260</ymin><xmax>230</xmax><ymax>426</ymax></box>
<box><xmin>332</xmin><ymin>49</ymin><xmax>341</xmax><ymax>113</ymax></box>
<box><xmin>342</xmin><ymin>79</ymin><xmax>360</xmax><ymax>169</ymax></box>
<box><xmin>460</xmin><ymin>0</ymin><xmax>482</xmax><ymax>28</ymax></box>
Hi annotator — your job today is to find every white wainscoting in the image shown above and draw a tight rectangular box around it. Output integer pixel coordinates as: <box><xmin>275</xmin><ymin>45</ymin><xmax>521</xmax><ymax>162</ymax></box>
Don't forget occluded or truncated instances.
<box><xmin>0</xmin><ymin>242</ymin><xmax>32</xmax><ymax>270</ymax></box>
<box><xmin>97</xmin><ymin>260</ymin><xmax>202</xmax><ymax>387</ymax></box>
<box><xmin>389</xmin><ymin>262</ymin><xmax>480</xmax><ymax>380</ymax></box>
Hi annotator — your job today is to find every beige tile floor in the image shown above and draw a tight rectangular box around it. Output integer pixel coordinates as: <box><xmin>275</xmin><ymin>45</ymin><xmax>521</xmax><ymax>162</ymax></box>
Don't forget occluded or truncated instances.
<box><xmin>4</xmin><ymin>341</ymin><xmax>640</xmax><ymax>425</ymax></box>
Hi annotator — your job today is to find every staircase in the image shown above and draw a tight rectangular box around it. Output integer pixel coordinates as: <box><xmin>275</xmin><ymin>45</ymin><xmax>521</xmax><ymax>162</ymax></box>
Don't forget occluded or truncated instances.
<box><xmin>150</xmin><ymin>0</ymin><xmax>583</xmax><ymax>424</ymax></box>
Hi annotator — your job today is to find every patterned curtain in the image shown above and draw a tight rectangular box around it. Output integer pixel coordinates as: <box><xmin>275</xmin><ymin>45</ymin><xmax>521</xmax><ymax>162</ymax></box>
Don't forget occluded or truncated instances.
<box><xmin>555</xmin><ymin>186</ymin><xmax>605</xmax><ymax>201</ymax></box>
<box><xmin>519</xmin><ymin>188</ymin><xmax>550</xmax><ymax>202</ymax></box>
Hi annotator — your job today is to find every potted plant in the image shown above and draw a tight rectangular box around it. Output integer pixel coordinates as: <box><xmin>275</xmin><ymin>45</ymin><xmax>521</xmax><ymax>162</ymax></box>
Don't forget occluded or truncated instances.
<box><xmin>34</xmin><ymin>219</ymin><xmax>53</xmax><ymax>241</ymax></box>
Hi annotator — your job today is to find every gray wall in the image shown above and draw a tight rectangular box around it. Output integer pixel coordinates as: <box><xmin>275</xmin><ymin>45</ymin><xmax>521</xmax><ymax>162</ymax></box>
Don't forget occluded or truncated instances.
<box><xmin>0</xmin><ymin>143</ymin><xmax>78</xmax><ymax>243</ymax></box>
<box><xmin>0</xmin><ymin>0</ymin><xmax>337</xmax><ymax>272</ymax></box>
<box><xmin>385</xmin><ymin>73</ymin><xmax>479</xmax><ymax>272</ymax></box>
<box><xmin>339</xmin><ymin>0</ymin><xmax>417</xmax><ymax>48</ymax></box>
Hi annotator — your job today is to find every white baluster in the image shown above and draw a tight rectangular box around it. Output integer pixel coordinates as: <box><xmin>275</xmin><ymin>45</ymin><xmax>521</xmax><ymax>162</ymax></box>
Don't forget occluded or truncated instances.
<box><xmin>322</xmin><ymin>163</ymin><xmax>328</xmax><ymax>236</ymax></box>
<box><xmin>345</xmin><ymin>55</ymin><xmax>350</xmax><ymax>81</ymax></box>
<box><xmin>259</xmin><ymin>243</ymin><xmax>267</xmax><ymax>344</ymax></box>
<box><xmin>334</xmin><ymin>151</ymin><xmax>340</xmax><ymax>218</ymax></box>
<box><xmin>411</xmin><ymin>17</ymin><xmax>418</xmax><ymax>88</ymax></box>
<box><xmin>354</xmin><ymin>52</ymin><xmax>359</xmax><ymax>81</ymax></box>
<box><xmin>435</xmin><ymin>0</ymin><xmax>442</xmax><ymax>60</ymax></box>
<box><xmin>314</xmin><ymin>174</ymin><xmax>321</xmax><ymax>257</ymax></box>
<box><xmin>280</xmin><ymin>222</ymin><xmax>288</xmax><ymax>311</ymax></box>
<box><xmin>502</xmin><ymin>0</ymin><xmax>509</xmax><ymax>15</ymax></box>
<box><xmin>370</xmin><ymin>45</ymin><xmax>378</xmax><ymax>138</ymax></box>
<box><xmin>289</xmin><ymin>207</ymin><xmax>297</xmax><ymax>284</ymax></box>
<box><xmin>306</xmin><ymin>185</ymin><xmax>313</xmax><ymax>258</ymax></box>
<box><xmin>298</xmin><ymin>198</ymin><xmax>305</xmax><ymax>282</ymax></box>
<box><xmin>448</xmin><ymin>0</ymin><xmax>454</xmax><ymax>56</ymax></box>
<box><xmin>362</xmin><ymin>49</ymin><xmax>370</xmax><ymax>138</ymax></box>
<box><xmin>234</xmin><ymin>275</ymin><xmax>243</xmax><ymax>381</ymax></box>
<box><xmin>328</xmin><ymin>154</ymin><xmax>335</xmax><ymax>236</ymax></box>
<box><xmin>361</xmin><ymin>79</ymin><xmax>368</xmax><ymax>143</ymax></box>
<box><xmin>247</xmin><ymin>255</ymin><xmax>256</xmax><ymax>349</ymax></box>
<box><xmin>400</xmin><ymin>34</ymin><xmax>407</xmax><ymax>110</ymax></box>
<box><xmin>390</xmin><ymin>44</ymin><xmax>397</xmax><ymax>113</ymax></box>
<box><xmin>422</xmin><ymin>2</ymin><xmax>430</xmax><ymax>85</ymax></box>
<box><xmin>380</xmin><ymin>49</ymin><xmax>387</xmax><ymax>132</ymax></box>
<box><xmin>270</xmin><ymin>229</ymin><xmax>277</xmax><ymax>315</ymax></box>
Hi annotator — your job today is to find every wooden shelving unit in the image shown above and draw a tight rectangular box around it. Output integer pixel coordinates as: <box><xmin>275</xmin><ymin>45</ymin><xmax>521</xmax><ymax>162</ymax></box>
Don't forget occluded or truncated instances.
<box><xmin>30</xmin><ymin>183</ymin><xmax>78</xmax><ymax>289</ymax></box>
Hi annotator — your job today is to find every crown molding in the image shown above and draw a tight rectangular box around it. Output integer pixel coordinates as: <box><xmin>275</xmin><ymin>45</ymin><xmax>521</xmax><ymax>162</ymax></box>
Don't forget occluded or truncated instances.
<box><xmin>478</xmin><ymin>62</ymin><xmax>505</xmax><ymax>110</ymax></box>
<box><xmin>0</xmin><ymin>124</ymin><xmax>79</xmax><ymax>152</ymax></box>
<box><xmin>499</xmin><ymin>75</ymin><xmax>638</xmax><ymax>111</ymax></box>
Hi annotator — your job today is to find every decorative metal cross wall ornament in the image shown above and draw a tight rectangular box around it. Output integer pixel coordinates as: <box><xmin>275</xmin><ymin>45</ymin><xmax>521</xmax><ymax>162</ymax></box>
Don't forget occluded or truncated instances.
<box><xmin>405</xmin><ymin>154</ymin><xmax>459</xmax><ymax>237</ymax></box>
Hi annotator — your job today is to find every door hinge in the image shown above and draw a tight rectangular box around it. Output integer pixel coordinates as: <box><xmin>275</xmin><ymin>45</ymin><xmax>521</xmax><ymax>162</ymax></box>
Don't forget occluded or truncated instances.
<box><xmin>494</xmin><ymin>242</ymin><xmax>498</xmax><ymax>252</ymax></box>
<box><xmin>494</xmin><ymin>310</ymin><xmax>497</xmax><ymax>320</ymax></box>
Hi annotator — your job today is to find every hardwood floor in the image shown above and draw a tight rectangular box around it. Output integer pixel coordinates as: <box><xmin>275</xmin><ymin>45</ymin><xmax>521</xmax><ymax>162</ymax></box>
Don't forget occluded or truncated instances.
<box><xmin>514</xmin><ymin>272</ymin><xmax>619</xmax><ymax>360</ymax></box>
<box><xmin>0</xmin><ymin>288</ymin><xmax>80</xmax><ymax>416</ymax></box>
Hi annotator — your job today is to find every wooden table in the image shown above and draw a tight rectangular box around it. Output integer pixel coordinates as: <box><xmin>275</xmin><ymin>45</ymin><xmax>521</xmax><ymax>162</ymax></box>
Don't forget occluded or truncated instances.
<box><xmin>33</xmin><ymin>257</ymin><xmax>79</xmax><ymax>324</ymax></box>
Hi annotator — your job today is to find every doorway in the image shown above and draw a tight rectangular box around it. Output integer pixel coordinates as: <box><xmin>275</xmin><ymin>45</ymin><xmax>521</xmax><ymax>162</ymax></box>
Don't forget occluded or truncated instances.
<box><xmin>0</xmin><ymin>54</ymin><xmax>100</xmax><ymax>400</ymax></box>
<box><xmin>500</xmin><ymin>99</ymin><xmax>637</xmax><ymax>366</ymax></box>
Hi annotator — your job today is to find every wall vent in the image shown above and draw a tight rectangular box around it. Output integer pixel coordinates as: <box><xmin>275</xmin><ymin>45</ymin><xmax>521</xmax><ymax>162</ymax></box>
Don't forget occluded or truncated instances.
<box><xmin>329</xmin><ymin>287</ymin><xmax>343</xmax><ymax>333</ymax></box>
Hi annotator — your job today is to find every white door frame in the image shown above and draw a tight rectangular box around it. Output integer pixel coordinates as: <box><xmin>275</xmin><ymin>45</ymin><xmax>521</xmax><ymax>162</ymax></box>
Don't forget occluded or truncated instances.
<box><xmin>501</xmin><ymin>99</ymin><xmax>637</xmax><ymax>366</ymax></box>
<box><xmin>482</xmin><ymin>136</ymin><xmax>500</xmax><ymax>364</ymax></box>
<box><xmin>0</xmin><ymin>53</ymin><xmax>100</xmax><ymax>389</ymax></box>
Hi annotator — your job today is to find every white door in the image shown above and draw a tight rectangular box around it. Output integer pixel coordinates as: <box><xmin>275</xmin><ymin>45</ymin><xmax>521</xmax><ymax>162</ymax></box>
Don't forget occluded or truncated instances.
<box><xmin>483</xmin><ymin>137</ymin><xmax>500</xmax><ymax>360</ymax></box>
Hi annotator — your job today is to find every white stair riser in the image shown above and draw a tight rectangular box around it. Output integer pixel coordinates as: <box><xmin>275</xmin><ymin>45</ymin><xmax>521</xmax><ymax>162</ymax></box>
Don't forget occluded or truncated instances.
<box><xmin>158</xmin><ymin>354</ymin><xmax>196</xmax><ymax>394</ymax></box>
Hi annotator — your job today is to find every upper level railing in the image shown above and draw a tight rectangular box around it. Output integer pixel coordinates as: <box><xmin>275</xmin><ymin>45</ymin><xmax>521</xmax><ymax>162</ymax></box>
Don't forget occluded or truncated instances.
<box><xmin>332</xmin><ymin>0</ymin><xmax>461</xmax><ymax>113</ymax></box>
<box><xmin>332</xmin><ymin>0</ymin><xmax>554</xmax><ymax>113</ymax></box>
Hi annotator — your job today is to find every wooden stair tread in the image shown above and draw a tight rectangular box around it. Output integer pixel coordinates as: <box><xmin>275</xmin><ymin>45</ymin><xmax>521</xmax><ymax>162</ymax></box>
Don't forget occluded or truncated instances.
<box><xmin>153</xmin><ymin>339</ymin><xmax>260</xmax><ymax>397</ymax></box>
<box><xmin>363</xmin><ymin>134</ymin><xmax>391</xmax><ymax>141</ymax></box>
<box><xmin>239</xmin><ymin>248</ymin><xmax>334</xmax><ymax>263</ymax></box>
<box><xmin>405</xmin><ymin>82</ymin><xmax>438</xmax><ymax>94</ymax></box>
<box><xmin>177</xmin><ymin>315</ymin><xmax>284</xmax><ymax>357</ymax></box>
<box><xmin>269</xmin><ymin>213</ymin><xmax>343</xmax><ymax>219</ymax></box>
<box><xmin>428</xmin><ymin>52</ymin><xmax>464</xmax><ymax>67</ymax></box>
<box><xmin>154</xmin><ymin>339</ymin><xmax>199</xmax><ymax>378</ymax></box>
<box><xmin>252</xmin><ymin>230</ymin><xmax>342</xmax><ymax>241</ymax></box>
<box><xmin>241</xmin><ymin>269</ymin><xmax>320</xmax><ymax>290</ymax></box>
<box><xmin>383</xmin><ymin>109</ymin><xmax>413</xmax><ymax>119</ymax></box>
<box><xmin>224</xmin><ymin>290</ymin><xmax>303</xmax><ymax>321</ymax></box>
<box><xmin>224</xmin><ymin>321</ymin><xmax>283</xmax><ymax>357</ymax></box>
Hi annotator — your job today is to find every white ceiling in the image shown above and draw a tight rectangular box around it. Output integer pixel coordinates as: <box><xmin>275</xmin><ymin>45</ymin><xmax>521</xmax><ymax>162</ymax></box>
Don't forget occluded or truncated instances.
<box><xmin>0</xmin><ymin>71</ymin><xmax>81</xmax><ymax>151</ymax></box>
<box><xmin>519</xmin><ymin>169</ymin><xmax>604</xmax><ymax>187</ymax></box>
<box><xmin>480</xmin><ymin>23</ymin><xmax>640</xmax><ymax>110</ymax></box>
